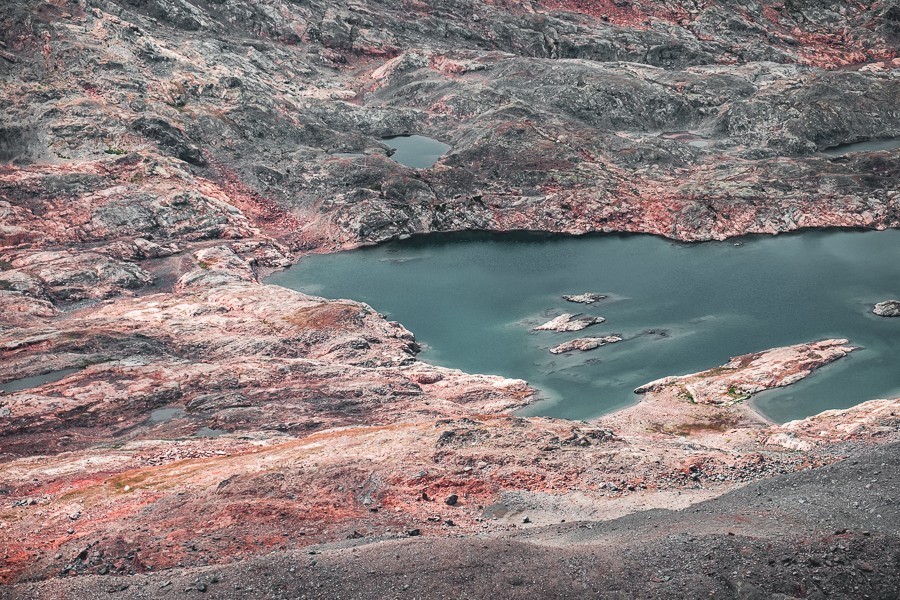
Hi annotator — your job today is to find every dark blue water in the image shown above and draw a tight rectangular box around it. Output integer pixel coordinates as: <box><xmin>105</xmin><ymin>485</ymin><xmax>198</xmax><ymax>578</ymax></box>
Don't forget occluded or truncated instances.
<box><xmin>267</xmin><ymin>230</ymin><xmax>900</xmax><ymax>423</ymax></box>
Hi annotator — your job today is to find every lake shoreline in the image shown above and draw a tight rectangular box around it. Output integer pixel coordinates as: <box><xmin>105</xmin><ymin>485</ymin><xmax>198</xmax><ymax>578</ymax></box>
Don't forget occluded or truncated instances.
<box><xmin>268</xmin><ymin>228</ymin><xmax>900</xmax><ymax>424</ymax></box>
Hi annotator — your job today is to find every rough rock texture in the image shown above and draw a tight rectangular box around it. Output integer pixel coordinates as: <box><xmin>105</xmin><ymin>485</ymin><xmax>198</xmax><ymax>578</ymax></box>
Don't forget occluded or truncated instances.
<box><xmin>1</xmin><ymin>0</ymin><xmax>899</xmax><ymax>595</ymax></box>
<box><xmin>0</xmin><ymin>249</ymin><xmax>532</xmax><ymax>460</ymax></box>
<box><xmin>2</xmin><ymin>300</ymin><xmax>898</xmax><ymax>586</ymax></box>
<box><xmin>562</xmin><ymin>292</ymin><xmax>607</xmax><ymax>304</ymax></box>
<box><xmin>873</xmin><ymin>299</ymin><xmax>900</xmax><ymax>317</ymax></box>
<box><xmin>534</xmin><ymin>313</ymin><xmax>605</xmax><ymax>331</ymax></box>
<box><xmin>549</xmin><ymin>335</ymin><xmax>622</xmax><ymax>354</ymax></box>
<box><xmin>1</xmin><ymin>0</ymin><xmax>899</xmax><ymax>258</ymax></box>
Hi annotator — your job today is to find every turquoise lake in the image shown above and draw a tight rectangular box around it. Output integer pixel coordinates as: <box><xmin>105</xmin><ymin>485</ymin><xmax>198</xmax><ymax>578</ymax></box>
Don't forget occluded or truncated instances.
<box><xmin>267</xmin><ymin>230</ymin><xmax>900</xmax><ymax>423</ymax></box>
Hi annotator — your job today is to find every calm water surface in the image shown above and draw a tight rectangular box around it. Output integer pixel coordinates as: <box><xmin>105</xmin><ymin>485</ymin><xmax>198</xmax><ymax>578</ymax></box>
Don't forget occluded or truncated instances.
<box><xmin>382</xmin><ymin>135</ymin><xmax>450</xmax><ymax>168</ymax></box>
<box><xmin>268</xmin><ymin>230</ymin><xmax>900</xmax><ymax>423</ymax></box>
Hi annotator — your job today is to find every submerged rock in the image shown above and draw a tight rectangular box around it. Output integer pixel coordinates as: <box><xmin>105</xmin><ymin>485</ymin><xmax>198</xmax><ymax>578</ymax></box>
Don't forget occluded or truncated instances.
<box><xmin>873</xmin><ymin>300</ymin><xmax>900</xmax><ymax>317</ymax></box>
<box><xmin>550</xmin><ymin>336</ymin><xmax>622</xmax><ymax>354</ymax></box>
<box><xmin>534</xmin><ymin>314</ymin><xmax>605</xmax><ymax>332</ymax></box>
<box><xmin>562</xmin><ymin>293</ymin><xmax>608</xmax><ymax>304</ymax></box>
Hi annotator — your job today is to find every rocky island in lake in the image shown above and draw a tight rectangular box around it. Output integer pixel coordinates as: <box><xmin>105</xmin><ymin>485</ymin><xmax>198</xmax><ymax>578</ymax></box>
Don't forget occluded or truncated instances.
<box><xmin>874</xmin><ymin>300</ymin><xmax>900</xmax><ymax>317</ymax></box>
<box><xmin>1</xmin><ymin>0</ymin><xmax>899</xmax><ymax>598</ymax></box>
<box><xmin>549</xmin><ymin>336</ymin><xmax>623</xmax><ymax>354</ymax></box>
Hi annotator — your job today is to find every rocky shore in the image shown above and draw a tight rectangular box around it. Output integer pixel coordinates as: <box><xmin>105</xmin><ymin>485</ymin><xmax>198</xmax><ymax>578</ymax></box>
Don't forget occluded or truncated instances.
<box><xmin>1</xmin><ymin>0</ymin><xmax>899</xmax><ymax>594</ymax></box>
<box><xmin>549</xmin><ymin>335</ymin><xmax>621</xmax><ymax>354</ymax></box>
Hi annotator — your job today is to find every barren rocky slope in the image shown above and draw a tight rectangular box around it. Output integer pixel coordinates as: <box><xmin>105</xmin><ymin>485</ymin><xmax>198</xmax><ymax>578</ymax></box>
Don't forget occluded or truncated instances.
<box><xmin>10</xmin><ymin>440</ymin><xmax>900</xmax><ymax>599</ymax></box>
<box><xmin>1</xmin><ymin>0</ymin><xmax>900</xmax><ymax>595</ymax></box>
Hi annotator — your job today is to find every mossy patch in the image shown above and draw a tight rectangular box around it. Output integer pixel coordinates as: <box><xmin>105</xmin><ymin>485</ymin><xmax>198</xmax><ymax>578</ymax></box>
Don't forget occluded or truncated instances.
<box><xmin>726</xmin><ymin>385</ymin><xmax>750</xmax><ymax>401</ymax></box>
<box><xmin>676</xmin><ymin>386</ymin><xmax>695</xmax><ymax>403</ymax></box>
<box><xmin>698</xmin><ymin>366</ymin><xmax>731</xmax><ymax>378</ymax></box>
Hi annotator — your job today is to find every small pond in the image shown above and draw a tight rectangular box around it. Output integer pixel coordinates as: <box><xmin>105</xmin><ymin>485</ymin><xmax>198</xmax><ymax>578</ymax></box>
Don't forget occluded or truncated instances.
<box><xmin>382</xmin><ymin>135</ymin><xmax>450</xmax><ymax>168</ymax></box>
<box><xmin>0</xmin><ymin>368</ymin><xmax>82</xmax><ymax>394</ymax></box>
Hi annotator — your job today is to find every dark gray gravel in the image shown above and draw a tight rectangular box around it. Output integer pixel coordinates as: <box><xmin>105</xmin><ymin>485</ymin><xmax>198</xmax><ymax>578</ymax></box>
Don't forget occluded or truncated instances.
<box><xmin>7</xmin><ymin>442</ymin><xmax>899</xmax><ymax>600</ymax></box>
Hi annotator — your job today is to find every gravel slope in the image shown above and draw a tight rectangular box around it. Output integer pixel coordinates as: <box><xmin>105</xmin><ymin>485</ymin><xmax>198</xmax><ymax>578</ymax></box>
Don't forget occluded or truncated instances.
<box><xmin>9</xmin><ymin>441</ymin><xmax>898</xmax><ymax>599</ymax></box>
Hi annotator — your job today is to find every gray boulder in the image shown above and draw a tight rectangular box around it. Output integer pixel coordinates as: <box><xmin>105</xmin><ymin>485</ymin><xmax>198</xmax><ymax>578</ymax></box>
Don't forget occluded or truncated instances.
<box><xmin>873</xmin><ymin>300</ymin><xmax>900</xmax><ymax>317</ymax></box>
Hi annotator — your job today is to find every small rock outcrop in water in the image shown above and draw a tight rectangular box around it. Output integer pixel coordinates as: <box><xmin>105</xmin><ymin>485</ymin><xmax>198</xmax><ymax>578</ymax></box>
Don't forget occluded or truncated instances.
<box><xmin>562</xmin><ymin>293</ymin><xmax>607</xmax><ymax>304</ymax></box>
<box><xmin>4</xmin><ymin>0</ymin><xmax>900</xmax><ymax>593</ymax></box>
<box><xmin>633</xmin><ymin>339</ymin><xmax>857</xmax><ymax>405</ymax></box>
<box><xmin>873</xmin><ymin>300</ymin><xmax>900</xmax><ymax>317</ymax></box>
<box><xmin>534</xmin><ymin>314</ymin><xmax>605</xmax><ymax>332</ymax></box>
<box><xmin>550</xmin><ymin>336</ymin><xmax>622</xmax><ymax>354</ymax></box>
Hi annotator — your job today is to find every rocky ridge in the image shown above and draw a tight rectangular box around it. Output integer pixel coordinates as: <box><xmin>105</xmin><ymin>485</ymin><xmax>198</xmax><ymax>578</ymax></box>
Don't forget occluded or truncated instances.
<box><xmin>534</xmin><ymin>313</ymin><xmax>606</xmax><ymax>332</ymax></box>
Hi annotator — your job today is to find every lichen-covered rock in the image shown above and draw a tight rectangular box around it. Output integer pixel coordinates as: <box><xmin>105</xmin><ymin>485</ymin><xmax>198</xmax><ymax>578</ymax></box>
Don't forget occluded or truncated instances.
<box><xmin>633</xmin><ymin>339</ymin><xmax>857</xmax><ymax>405</ymax></box>
<box><xmin>2</xmin><ymin>251</ymin><xmax>153</xmax><ymax>301</ymax></box>
<box><xmin>131</xmin><ymin>118</ymin><xmax>207</xmax><ymax>166</ymax></box>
